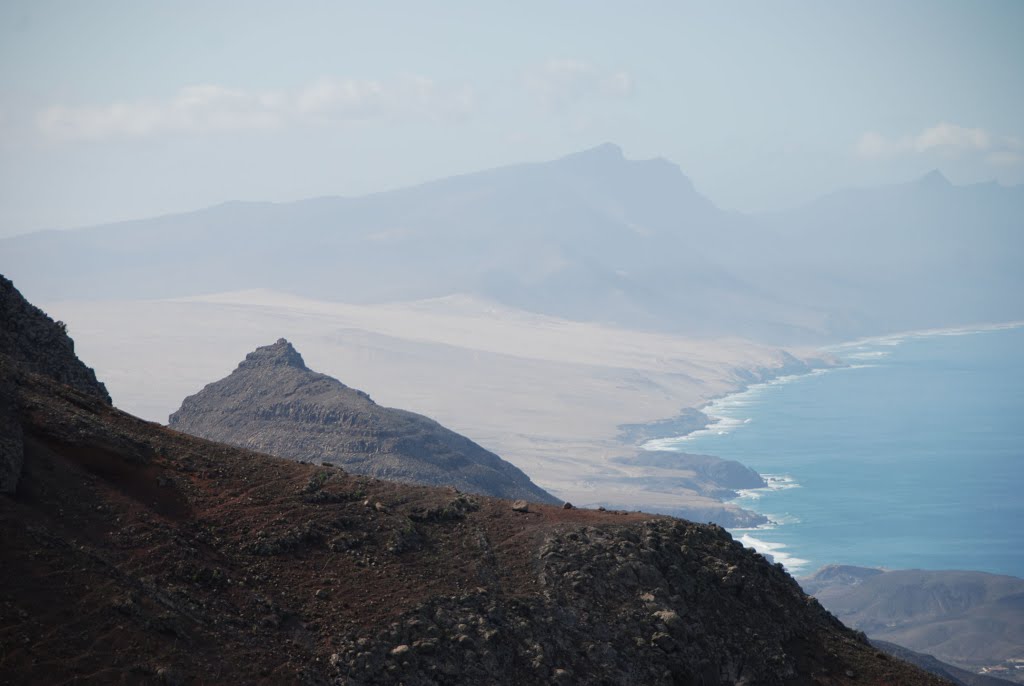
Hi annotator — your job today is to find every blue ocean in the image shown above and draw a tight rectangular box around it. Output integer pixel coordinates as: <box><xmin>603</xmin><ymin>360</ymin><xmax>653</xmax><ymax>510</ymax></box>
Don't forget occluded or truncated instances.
<box><xmin>649</xmin><ymin>325</ymin><xmax>1024</xmax><ymax>578</ymax></box>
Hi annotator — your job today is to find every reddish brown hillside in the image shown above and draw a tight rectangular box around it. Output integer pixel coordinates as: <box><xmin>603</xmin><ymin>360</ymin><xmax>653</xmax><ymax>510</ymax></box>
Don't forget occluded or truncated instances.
<box><xmin>0</xmin><ymin>371</ymin><xmax>952</xmax><ymax>685</ymax></box>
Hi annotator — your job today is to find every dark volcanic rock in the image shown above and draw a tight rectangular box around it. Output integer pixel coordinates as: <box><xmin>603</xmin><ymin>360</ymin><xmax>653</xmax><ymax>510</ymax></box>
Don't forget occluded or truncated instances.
<box><xmin>1</xmin><ymin>274</ymin><xmax>110</xmax><ymax>493</ymax></box>
<box><xmin>168</xmin><ymin>338</ymin><xmax>559</xmax><ymax>504</ymax></box>
<box><xmin>0</xmin><ymin>376</ymin><xmax>23</xmax><ymax>494</ymax></box>
<box><xmin>0</xmin><ymin>275</ymin><xmax>110</xmax><ymax>404</ymax></box>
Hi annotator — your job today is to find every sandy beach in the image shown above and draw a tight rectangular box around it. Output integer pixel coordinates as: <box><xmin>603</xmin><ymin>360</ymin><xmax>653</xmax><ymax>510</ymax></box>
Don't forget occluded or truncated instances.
<box><xmin>43</xmin><ymin>290</ymin><xmax>823</xmax><ymax>522</ymax></box>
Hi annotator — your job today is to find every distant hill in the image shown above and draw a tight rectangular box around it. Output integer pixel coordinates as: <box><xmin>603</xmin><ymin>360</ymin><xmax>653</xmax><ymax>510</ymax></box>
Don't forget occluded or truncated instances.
<box><xmin>737</xmin><ymin>171</ymin><xmax>1024</xmax><ymax>339</ymax></box>
<box><xmin>871</xmin><ymin>640</ymin><xmax>1019</xmax><ymax>686</ymax></box>
<box><xmin>168</xmin><ymin>338</ymin><xmax>559</xmax><ymax>504</ymax></box>
<box><xmin>3</xmin><ymin>144</ymin><xmax>1020</xmax><ymax>342</ymax></box>
<box><xmin>0</xmin><ymin>274</ymin><xmax>951</xmax><ymax>684</ymax></box>
<box><xmin>803</xmin><ymin>565</ymin><xmax>1024</xmax><ymax>679</ymax></box>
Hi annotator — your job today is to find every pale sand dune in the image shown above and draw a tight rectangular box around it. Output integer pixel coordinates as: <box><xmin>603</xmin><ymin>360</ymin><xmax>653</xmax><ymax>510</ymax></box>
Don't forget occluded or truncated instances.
<box><xmin>43</xmin><ymin>290</ymin><xmax>808</xmax><ymax>514</ymax></box>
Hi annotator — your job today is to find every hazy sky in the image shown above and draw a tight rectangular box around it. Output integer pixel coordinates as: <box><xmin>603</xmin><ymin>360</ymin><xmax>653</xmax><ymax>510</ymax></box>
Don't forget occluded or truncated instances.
<box><xmin>1</xmin><ymin>1</ymin><xmax>1022</xmax><ymax>236</ymax></box>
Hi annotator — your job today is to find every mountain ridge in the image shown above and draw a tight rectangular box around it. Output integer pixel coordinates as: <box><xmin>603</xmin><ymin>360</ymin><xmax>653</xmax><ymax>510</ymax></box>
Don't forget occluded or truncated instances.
<box><xmin>3</xmin><ymin>144</ymin><xmax>1020</xmax><ymax>342</ymax></box>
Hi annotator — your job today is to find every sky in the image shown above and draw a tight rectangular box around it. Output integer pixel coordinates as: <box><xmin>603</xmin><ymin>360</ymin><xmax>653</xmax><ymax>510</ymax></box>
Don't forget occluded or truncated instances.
<box><xmin>1</xmin><ymin>0</ymin><xmax>1022</xmax><ymax>237</ymax></box>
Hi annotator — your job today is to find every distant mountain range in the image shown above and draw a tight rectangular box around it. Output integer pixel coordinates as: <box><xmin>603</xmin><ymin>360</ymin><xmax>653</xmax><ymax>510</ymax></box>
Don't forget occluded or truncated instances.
<box><xmin>803</xmin><ymin>565</ymin><xmax>1024</xmax><ymax>682</ymax></box>
<box><xmin>3</xmin><ymin>143</ymin><xmax>1021</xmax><ymax>342</ymax></box>
<box><xmin>168</xmin><ymin>338</ymin><xmax>559</xmax><ymax>504</ymax></box>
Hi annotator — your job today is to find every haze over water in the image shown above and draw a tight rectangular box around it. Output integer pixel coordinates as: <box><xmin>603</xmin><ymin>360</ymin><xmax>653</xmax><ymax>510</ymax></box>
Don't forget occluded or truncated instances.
<box><xmin>651</xmin><ymin>325</ymin><xmax>1024</xmax><ymax>577</ymax></box>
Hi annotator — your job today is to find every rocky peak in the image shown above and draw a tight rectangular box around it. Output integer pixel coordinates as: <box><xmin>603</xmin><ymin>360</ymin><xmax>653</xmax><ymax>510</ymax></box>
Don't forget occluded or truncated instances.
<box><xmin>1</xmin><ymin>273</ymin><xmax>112</xmax><ymax>494</ymax></box>
<box><xmin>0</xmin><ymin>274</ymin><xmax>111</xmax><ymax>404</ymax></box>
<box><xmin>237</xmin><ymin>338</ymin><xmax>308</xmax><ymax>371</ymax></box>
<box><xmin>169</xmin><ymin>340</ymin><xmax>560</xmax><ymax>504</ymax></box>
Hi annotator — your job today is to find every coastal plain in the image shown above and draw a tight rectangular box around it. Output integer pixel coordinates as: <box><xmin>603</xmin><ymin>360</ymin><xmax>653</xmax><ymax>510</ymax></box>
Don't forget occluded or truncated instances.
<box><xmin>40</xmin><ymin>289</ymin><xmax>819</xmax><ymax>523</ymax></box>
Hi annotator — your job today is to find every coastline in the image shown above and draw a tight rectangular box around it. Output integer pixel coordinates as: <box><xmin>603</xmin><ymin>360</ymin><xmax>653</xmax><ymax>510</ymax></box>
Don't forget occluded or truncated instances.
<box><xmin>631</xmin><ymin>359</ymin><xmax>858</xmax><ymax>575</ymax></box>
<box><xmin>638</xmin><ymin>320</ymin><xmax>1024</xmax><ymax>577</ymax></box>
<box><xmin>823</xmin><ymin>319</ymin><xmax>1024</xmax><ymax>352</ymax></box>
<box><xmin>606</xmin><ymin>353</ymin><xmax>843</xmax><ymax>530</ymax></box>
<box><xmin>638</xmin><ymin>318</ymin><xmax>1024</xmax><ymax>450</ymax></box>
<box><xmin>636</xmin><ymin>365</ymin><xmax>838</xmax><ymax>451</ymax></box>
<box><xmin>48</xmin><ymin>290</ymin><xmax>1018</xmax><ymax>537</ymax></box>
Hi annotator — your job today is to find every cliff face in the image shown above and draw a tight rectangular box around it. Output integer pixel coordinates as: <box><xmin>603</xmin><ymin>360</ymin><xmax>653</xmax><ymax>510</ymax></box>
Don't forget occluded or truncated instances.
<box><xmin>0</xmin><ymin>275</ymin><xmax>110</xmax><ymax>494</ymax></box>
<box><xmin>0</xmin><ymin>275</ymin><xmax>111</xmax><ymax>404</ymax></box>
<box><xmin>0</xmin><ymin>276</ymin><xmax>952</xmax><ymax>684</ymax></box>
<box><xmin>168</xmin><ymin>339</ymin><xmax>559</xmax><ymax>504</ymax></box>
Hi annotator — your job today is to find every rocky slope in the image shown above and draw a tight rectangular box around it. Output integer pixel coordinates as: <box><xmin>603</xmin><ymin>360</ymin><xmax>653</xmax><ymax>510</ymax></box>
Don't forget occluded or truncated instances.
<box><xmin>1</xmin><ymin>274</ymin><xmax>110</xmax><ymax>494</ymax></box>
<box><xmin>0</xmin><ymin>275</ymin><xmax>110</xmax><ymax>404</ymax></box>
<box><xmin>0</xmin><ymin>275</ymin><xmax>952</xmax><ymax>685</ymax></box>
<box><xmin>168</xmin><ymin>338</ymin><xmax>558</xmax><ymax>504</ymax></box>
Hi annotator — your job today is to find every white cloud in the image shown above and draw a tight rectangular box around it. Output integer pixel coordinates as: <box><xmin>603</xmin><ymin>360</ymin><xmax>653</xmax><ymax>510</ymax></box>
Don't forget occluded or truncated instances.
<box><xmin>294</xmin><ymin>78</ymin><xmax>386</xmax><ymax>120</ymax></box>
<box><xmin>913</xmin><ymin>123</ymin><xmax>990</xmax><ymax>153</ymax></box>
<box><xmin>855</xmin><ymin>123</ymin><xmax>1019</xmax><ymax>165</ymax></box>
<box><xmin>854</xmin><ymin>131</ymin><xmax>893</xmax><ymax>158</ymax></box>
<box><xmin>524</xmin><ymin>59</ymin><xmax>635</xmax><ymax>108</ymax></box>
<box><xmin>36</xmin><ymin>77</ymin><xmax>476</xmax><ymax>141</ymax></box>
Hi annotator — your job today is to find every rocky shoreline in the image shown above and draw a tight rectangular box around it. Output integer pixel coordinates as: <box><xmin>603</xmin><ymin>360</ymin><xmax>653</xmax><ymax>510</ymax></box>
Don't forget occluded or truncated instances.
<box><xmin>610</xmin><ymin>353</ymin><xmax>841</xmax><ymax>529</ymax></box>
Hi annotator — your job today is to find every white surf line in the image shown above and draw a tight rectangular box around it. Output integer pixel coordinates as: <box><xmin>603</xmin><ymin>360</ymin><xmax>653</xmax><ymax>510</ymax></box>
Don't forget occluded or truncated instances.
<box><xmin>735</xmin><ymin>534</ymin><xmax>811</xmax><ymax>574</ymax></box>
<box><xmin>642</xmin><ymin>367</ymin><xmax>834</xmax><ymax>449</ymax></box>
<box><xmin>826</xmin><ymin>320</ymin><xmax>1024</xmax><ymax>352</ymax></box>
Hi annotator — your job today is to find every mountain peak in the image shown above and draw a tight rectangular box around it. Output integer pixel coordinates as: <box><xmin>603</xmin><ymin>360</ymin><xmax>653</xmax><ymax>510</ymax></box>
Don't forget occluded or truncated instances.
<box><xmin>916</xmin><ymin>168</ymin><xmax>951</xmax><ymax>188</ymax></box>
<box><xmin>237</xmin><ymin>338</ymin><xmax>308</xmax><ymax>371</ymax></box>
<box><xmin>170</xmin><ymin>337</ymin><xmax>560</xmax><ymax>504</ymax></box>
<box><xmin>0</xmin><ymin>274</ymin><xmax>111</xmax><ymax>404</ymax></box>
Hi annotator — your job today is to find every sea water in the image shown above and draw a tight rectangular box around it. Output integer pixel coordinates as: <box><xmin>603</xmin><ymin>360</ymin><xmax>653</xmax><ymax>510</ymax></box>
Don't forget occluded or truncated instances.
<box><xmin>646</xmin><ymin>325</ymin><xmax>1024</xmax><ymax>577</ymax></box>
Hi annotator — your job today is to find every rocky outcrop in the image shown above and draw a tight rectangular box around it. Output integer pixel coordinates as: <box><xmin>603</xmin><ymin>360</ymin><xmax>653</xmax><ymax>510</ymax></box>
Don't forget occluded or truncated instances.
<box><xmin>322</xmin><ymin>518</ymin><xmax>935</xmax><ymax>685</ymax></box>
<box><xmin>0</xmin><ymin>274</ymin><xmax>110</xmax><ymax>494</ymax></box>
<box><xmin>0</xmin><ymin>275</ymin><xmax>110</xmax><ymax>404</ymax></box>
<box><xmin>0</xmin><ymin>376</ymin><xmax>23</xmax><ymax>494</ymax></box>
<box><xmin>169</xmin><ymin>339</ymin><xmax>559</xmax><ymax>504</ymax></box>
